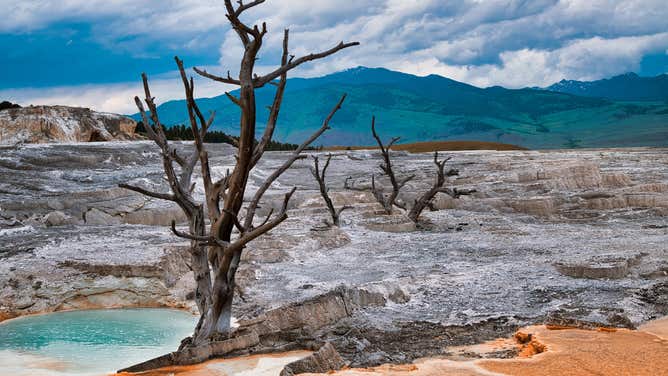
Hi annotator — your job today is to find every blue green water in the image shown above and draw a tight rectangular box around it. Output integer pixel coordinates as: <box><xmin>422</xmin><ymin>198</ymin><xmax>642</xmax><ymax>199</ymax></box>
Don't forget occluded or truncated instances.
<box><xmin>0</xmin><ymin>309</ymin><xmax>197</xmax><ymax>375</ymax></box>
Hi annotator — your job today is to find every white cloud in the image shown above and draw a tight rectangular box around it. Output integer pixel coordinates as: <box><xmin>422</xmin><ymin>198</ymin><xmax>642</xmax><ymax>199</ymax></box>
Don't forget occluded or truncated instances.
<box><xmin>210</xmin><ymin>0</ymin><xmax>668</xmax><ymax>87</ymax></box>
<box><xmin>0</xmin><ymin>0</ymin><xmax>228</xmax><ymax>34</ymax></box>
<box><xmin>0</xmin><ymin>74</ymin><xmax>234</xmax><ymax>114</ymax></box>
<box><xmin>1</xmin><ymin>0</ymin><xmax>667</xmax><ymax>112</ymax></box>
<box><xmin>389</xmin><ymin>32</ymin><xmax>668</xmax><ymax>88</ymax></box>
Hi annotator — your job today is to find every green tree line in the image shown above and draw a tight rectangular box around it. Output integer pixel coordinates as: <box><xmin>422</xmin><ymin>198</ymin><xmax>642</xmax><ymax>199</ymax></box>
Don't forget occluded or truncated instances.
<box><xmin>0</xmin><ymin>101</ymin><xmax>21</xmax><ymax>111</ymax></box>
<box><xmin>135</xmin><ymin>122</ymin><xmax>315</xmax><ymax>151</ymax></box>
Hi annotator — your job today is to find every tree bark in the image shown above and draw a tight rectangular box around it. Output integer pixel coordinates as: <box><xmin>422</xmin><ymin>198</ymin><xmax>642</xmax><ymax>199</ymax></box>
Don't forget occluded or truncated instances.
<box><xmin>369</xmin><ymin>117</ymin><xmax>414</xmax><ymax>214</ymax></box>
<box><xmin>311</xmin><ymin>154</ymin><xmax>352</xmax><ymax>226</ymax></box>
<box><xmin>121</xmin><ymin>0</ymin><xmax>357</xmax><ymax>348</ymax></box>
<box><xmin>407</xmin><ymin>152</ymin><xmax>476</xmax><ymax>223</ymax></box>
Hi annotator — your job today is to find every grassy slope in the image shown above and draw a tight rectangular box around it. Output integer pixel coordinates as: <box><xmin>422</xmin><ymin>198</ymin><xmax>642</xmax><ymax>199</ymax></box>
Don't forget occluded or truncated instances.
<box><xmin>140</xmin><ymin>68</ymin><xmax>668</xmax><ymax>149</ymax></box>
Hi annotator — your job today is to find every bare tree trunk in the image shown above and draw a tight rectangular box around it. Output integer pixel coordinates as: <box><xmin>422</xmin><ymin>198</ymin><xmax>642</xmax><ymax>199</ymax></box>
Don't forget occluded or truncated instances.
<box><xmin>311</xmin><ymin>154</ymin><xmax>352</xmax><ymax>226</ymax></box>
<box><xmin>369</xmin><ymin>117</ymin><xmax>415</xmax><ymax>214</ymax></box>
<box><xmin>407</xmin><ymin>152</ymin><xmax>476</xmax><ymax>223</ymax></box>
<box><xmin>121</xmin><ymin>0</ymin><xmax>357</xmax><ymax>349</ymax></box>
<box><xmin>189</xmin><ymin>211</ymin><xmax>214</xmax><ymax>344</ymax></box>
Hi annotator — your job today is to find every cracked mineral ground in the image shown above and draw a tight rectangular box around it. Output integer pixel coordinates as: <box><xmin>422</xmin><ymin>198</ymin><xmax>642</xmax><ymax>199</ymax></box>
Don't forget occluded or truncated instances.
<box><xmin>1</xmin><ymin>142</ymin><xmax>667</xmax><ymax>366</ymax></box>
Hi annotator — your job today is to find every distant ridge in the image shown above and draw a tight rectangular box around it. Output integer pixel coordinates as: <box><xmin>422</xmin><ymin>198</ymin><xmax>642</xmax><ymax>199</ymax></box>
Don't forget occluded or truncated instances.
<box><xmin>545</xmin><ymin>72</ymin><xmax>668</xmax><ymax>101</ymax></box>
<box><xmin>326</xmin><ymin>140</ymin><xmax>526</xmax><ymax>153</ymax></box>
<box><xmin>133</xmin><ymin>67</ymin><xmax>668</xmax><ymax>149</ymax></box>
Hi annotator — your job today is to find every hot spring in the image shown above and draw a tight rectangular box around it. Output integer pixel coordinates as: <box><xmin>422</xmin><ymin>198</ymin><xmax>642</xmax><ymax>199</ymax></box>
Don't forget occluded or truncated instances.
<box><xmin>0</xmin><ymin>308</ymin><xmax>197</xmax><ymax>375</ymax></box>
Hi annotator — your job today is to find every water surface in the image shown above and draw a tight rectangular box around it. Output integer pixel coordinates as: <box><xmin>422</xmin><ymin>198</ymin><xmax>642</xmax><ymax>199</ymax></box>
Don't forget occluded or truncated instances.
<box><xmin>0</xmin><ymin>308</ymin><xmax>197</xmax><ymax>375</ymax></box>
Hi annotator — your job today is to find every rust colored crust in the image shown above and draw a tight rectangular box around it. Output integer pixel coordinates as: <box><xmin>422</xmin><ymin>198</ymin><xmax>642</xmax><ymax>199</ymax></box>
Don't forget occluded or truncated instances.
<box><xmin>480</xmin><ymin>324</ymin><xmax>668</xmax><ymax>376</ymax></box>
<box><xmin>640</xmin><ymin>317</ymin><xmax>668</xmax><ymax>339</ymax></box>
<box><xmin>516</xmin><ymin>339</ymin><xmax>546</xmax><ymax>358</ymax></box>
<box><xmin>116</xmin><ymin>318</ymin><xmax>668</xmax><ymax>376</ymax></box>
<box><xmin>298</xmin><ymin>318</ymin><xmax>668</xmax><ymax>376</ymax></box>
<box><xmin>0</xmin><ymin>311</ymin><xmax>18</xmax><ymax>323</ymax></box>
<box><xmin>115</xmin><ymin>350</ymin><xmax>312</xmax><ymax>376</ymax></box>
<box><xmin>116</xmin><ymin>364</ymin><xmax>209</xmax><ymax>376</ymax></box>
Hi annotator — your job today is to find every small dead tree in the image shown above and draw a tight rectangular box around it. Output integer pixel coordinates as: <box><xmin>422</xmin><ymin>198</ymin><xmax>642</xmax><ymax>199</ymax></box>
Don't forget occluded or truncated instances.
<box><xmin>310</xmin><ymin>153</ymin><xmax>352</xmax><ymax>226</ymax></box>
<box><xmin>407</xmin><ymin>152</ymin><xmax>476</xmax><ymax>222</ymax></box>
<box><xmin>370</xmin><ymin>116</ymin><xmax>415</xmax><ymax>214</ymax></box>
<box><xmin>120</xmin><ymin>0</ymin><xmax>357</xmax><ymax>347</ymax></box>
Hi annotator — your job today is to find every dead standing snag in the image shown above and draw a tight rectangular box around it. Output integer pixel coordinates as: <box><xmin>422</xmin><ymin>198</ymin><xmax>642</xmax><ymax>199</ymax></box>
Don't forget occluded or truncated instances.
<box><xmin>120</xmin><ymin>0</ymin><xmax>357</xmax><ymax>346</ymax></box>
<box><xmin>407</xmin><ymin>151</ymin><xmax>476</xmax><ymax>223</ymax></box>
<box><xmin>370</xmin><ymin>117</ymin><xmax>415</xmax><ymax>214</ymax></box>
<box><xmin>311</xmin><ymin>153</ymin><xmax>352</xmax><ymax>226</ymax></box>
<box><xmin>365</xmin><ymin>119</ymin><xmax>476</xmax><ymax>222</ymax></box>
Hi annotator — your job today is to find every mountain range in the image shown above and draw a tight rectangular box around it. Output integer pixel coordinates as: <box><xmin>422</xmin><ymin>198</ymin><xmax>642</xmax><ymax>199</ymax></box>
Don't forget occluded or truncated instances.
<box><xmin>546</xmin><ymin>72</ymin><xmax>668</xmax><ymax>101</ymax></box>
<box><xmin>133</xmin><ymin>67</ymin><xmax>668</xmax><ymax>149</ymax></box>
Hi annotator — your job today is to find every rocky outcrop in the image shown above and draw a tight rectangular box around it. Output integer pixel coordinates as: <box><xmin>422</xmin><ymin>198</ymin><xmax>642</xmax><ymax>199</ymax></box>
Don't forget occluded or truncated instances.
<box><xmin>280</xmin><ymin>343</ymin><xmax>346</xmax><ymax>376</ymax></box>
<box><xmin>0</xmin><ymin>244</ymin><xmax>194</xmax><ymax>320</ymax></box>
<box><xmin>119</xmin><ymin>284</ymin><xmax>409</xmax><ymax>373</ymax></box>
<box><xmin>0</xmin><ymin>105</ymin><xmax>139</xmax><ymax>144</ymax></box>
<box><xmin>422</xmin><ymin>157</ymin><xmax>668</xmax><ymax>219</ymax></box>
<box><xmin>554</xmin><ymin>253</ymin><xmax>645</xmax><ymax>279</ymax></box>
<box><xmin>237</xmin><ymin>285</ymin><xmax>406</xmax><ymax>338</ymax></box>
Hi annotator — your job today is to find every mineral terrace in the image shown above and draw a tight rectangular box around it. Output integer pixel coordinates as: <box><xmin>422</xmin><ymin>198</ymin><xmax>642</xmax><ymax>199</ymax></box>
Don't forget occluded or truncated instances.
<box><xmin>1</xmin><ymin>142</ymin><xmax>666</xmax><ymax>367</ymax></box>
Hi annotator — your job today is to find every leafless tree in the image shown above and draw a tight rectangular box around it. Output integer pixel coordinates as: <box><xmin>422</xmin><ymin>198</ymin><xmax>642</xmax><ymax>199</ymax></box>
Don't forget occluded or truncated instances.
<box><xmin>120</xmin><ymin>0</ymin><xmax>357</xmax><ymax>347</ymax></box>
<box><xmin>369</xmin><ymin>117</ymin><xmax>415</xmax><ymax>214</ymax></box>
<box><xmin>310</xmin><ymin>153</ymin><xmax>352</xmax><ymax>226</ymax></box>
<box><xmin>407</xmin><ymin>152</ymin><xmax>476</xmax><ymax>222</ymax></box>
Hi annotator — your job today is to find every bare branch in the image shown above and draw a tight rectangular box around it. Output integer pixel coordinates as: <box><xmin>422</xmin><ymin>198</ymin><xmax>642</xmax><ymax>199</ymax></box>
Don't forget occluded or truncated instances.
<box><xmin>370</xmin><ymin>174</ymin><xmax>389</xmax><ymax>213</ymax></box>
<box><xmin>254</xmin><ymin>42</ymin><xmax>360</xmax><ymax>88</ymax></box>
<box><xmin>337</xmin><ymin>205</ymin><xmax>353</xmax><ymax>216</ymax></box>
<box><xmin>119</xmin><ymin>183</ymin><xmax>175</xmax><ymax>202</ymax></box>
<box><xmin>311</xmin><ymin>153</ymin><xmax>348</xmax><ymax>226</ymax></box>
<box><xmin>320</xmin><ymin>153</ymin><xmax>332</xmax><ymax>180</ymax></box>
<box><xmin>251</xmin><ymin>29</ymin><xmax>290</xmax><ymax>167</ymax></box>
<box><xmin>140</xmin><ymin>73</ymin><xmax>168</xmax><ymax>145</ymax></box>
<box><xmin>120</xmin><ymin>0</ymin><xmax>360</xmax><ymax>343</ymax></box>
<box><xmin>398</xmin><ymin>174</ymin><xmax>415</xmax><ymax>189</ymax></box>
<box><xmin>129</xmin><ymin>72</ymin><xmax>198</xmax><ymax>213</ymax></box>
<box><xmin>225</xmin><ymin>92</ymin><xmax>242</xmax><ymax>106</ymax></box>
<box><xmin>256</xmin><ymin>208</ymin><xmax>274</xmax><ymax>228</ymax></box>
<box><xmin>133</xmin><ymin>96</ymin><xmax>161</xmax><ymax>145</ymax></box>
<box><xmin>369</xmin><ymin>117</ymin><xmax>413</xmax><ymax>214</ymax></box>
<box><xmin>387</xmin><ymin>136</ymin><xmax>401</xmax><ymax>150</ymax></box>
<box><xmin>137</xmin><ymin>74</ymin><xmax>190</xmax><ymax>168</ymax></box>
<box><xmin>193</xmin><ymin>67</ymin><xmax>242</xmax><ymax>86</ymax></box>
<box><xmin>243</xmin><ymin>94</ymin><xmax>347</xmax><ymax>229</ymax></box>
<box><xmin>222</xmin><ymin>209</ymin><xmax>246</xmax><ymax>234</ymax></box>
<box><xmin>233</xmin><ymin>0</ymin><xmax>266</xmax><ymax>16</ymax></box>
<box><xmin>170</xmin><ymin>220</ymin><xmax>229</xmax><ymax>248</ymax></box>
<box><xmin>223</xmin><ymin>0</ymin><xmax>262</xmax><ymax>45</ymax></box>
<box><xmin>175</xmin><ymin>56</ymin><xmax>220</xmax><ymax>221</ymax></box>
<box><xmin>228</xmin><ymin>187</ymin><xmax>296</xmax><ymax>255</ymax></box>
<box><xmin>407</xmin><ymin>152</ymin><xmax>476</xmax><ymax>222</ymax></box>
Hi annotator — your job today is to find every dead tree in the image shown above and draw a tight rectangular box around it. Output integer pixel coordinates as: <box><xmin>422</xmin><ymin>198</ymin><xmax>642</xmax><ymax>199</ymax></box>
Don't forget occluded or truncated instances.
<box><xmin>310</xmin><ymin>154</ymin><xmax>352</xmax><ymax>226</ymax></box>
<box><xmin>407</xmin><ymin>152</ymin><xmax>476</xmax><ymax>222</ymax></box>
<box><xmin>120</xmin><ymin>0</ymin><xmax>357</xmax><ymax>347</ymax></box>
<box><xmin>370</xmin><ymin>117</ymin><xmax>415</xmax><ymax>214</ymax></box>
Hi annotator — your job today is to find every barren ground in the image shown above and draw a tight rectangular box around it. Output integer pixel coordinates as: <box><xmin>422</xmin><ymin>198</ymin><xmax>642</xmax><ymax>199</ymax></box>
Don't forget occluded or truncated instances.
<box><xmin>1</xmin><ymin>142</ymin><xmax>667</xmax><ymax>368</ymax></box>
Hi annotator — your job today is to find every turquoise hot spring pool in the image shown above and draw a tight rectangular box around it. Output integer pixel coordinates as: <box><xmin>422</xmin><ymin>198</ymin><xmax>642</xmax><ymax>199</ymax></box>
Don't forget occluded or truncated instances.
<box><xmin>0</xmin><ymin>308</ymin><xmax>197</xmax><ymax>375</ymax></box>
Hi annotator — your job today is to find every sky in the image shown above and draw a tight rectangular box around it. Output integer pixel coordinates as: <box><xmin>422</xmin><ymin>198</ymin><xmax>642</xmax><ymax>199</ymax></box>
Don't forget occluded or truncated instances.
<box><xmin>1</xmin><ymin>0</ymin><xmax>667</xmax><ymax>114</ymax></box>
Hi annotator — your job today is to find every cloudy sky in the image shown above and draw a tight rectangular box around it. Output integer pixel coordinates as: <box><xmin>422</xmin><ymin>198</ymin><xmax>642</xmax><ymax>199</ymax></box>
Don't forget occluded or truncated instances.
<box><xmin>1</xmin><ymin>0</ymin><xmax>667</xmax><ymax>114</ymax></box>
